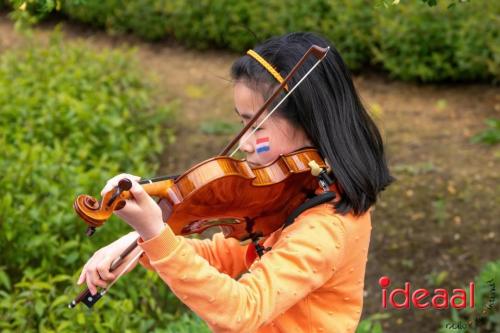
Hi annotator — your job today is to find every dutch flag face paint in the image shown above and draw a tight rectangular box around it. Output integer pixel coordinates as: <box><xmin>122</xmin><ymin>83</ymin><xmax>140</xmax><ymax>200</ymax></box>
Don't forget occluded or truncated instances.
<box><xmin>256</xmin><ymin>137</ymin><xmax>270</xmax><ymax>154</ymax></box>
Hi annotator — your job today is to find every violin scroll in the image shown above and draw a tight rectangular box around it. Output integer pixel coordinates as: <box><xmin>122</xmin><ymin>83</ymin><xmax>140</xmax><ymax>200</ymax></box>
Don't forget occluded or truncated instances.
<box><xmin>74</xmin><ymin>178</ymin><xmax>131</xmax><ymax>236</ymax></box>
<box><xmin>74</xmin><ymin>178</ymin><xmax>175</xmax><ymax>235</ymax></box>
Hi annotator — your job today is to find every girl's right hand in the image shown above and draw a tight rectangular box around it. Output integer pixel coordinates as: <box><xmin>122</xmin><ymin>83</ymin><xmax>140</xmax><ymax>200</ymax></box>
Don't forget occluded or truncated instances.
<box><xmin>77</xmin><ymin>231</ymin><xmax>139</xmax><ymax>295</ymax></box>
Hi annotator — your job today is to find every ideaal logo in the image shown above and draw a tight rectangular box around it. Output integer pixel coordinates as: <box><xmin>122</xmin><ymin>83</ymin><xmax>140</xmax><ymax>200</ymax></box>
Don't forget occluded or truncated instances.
<box><xmin>378</xmin><ymin>276</ymin><xmax>474</xmax><ymax>309</ymax></box>
<box><xmin>378</xmin><ymin>275</ymin><xmax>497</xmax><ymax>330</ymax></box>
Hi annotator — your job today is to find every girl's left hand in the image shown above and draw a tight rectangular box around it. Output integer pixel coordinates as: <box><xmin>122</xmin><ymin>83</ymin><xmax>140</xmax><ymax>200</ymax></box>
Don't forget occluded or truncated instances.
<box><xmin>101</xmin><ymin>173</ymin><xmax>164</xmax><ymax>240</ymax></box>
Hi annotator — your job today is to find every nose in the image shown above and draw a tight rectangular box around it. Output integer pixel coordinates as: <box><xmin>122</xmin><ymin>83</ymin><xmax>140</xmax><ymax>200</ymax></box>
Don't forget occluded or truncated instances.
<box><xmin>238</xmin><ymin>131</ymin><xmax>255</xmax><ymax>155</ymax></box>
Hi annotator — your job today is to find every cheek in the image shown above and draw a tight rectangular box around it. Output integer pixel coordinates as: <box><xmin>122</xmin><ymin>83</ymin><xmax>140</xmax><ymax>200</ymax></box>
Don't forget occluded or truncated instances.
<box><xmin>254</xmin><ymin>136</ymin><xmax>289</xmax><ymax>163</ymax></box>
<box><xmin>255</xmin><ymin>136</ymin><xmax>271</xmax><ymax>155</ymax></box>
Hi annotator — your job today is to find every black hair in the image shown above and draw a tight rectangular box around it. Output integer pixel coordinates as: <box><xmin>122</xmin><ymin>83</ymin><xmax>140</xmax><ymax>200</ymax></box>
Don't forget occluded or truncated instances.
<box><xmin>230</xmin><ymin>32</ymin><xmax>394</xmax><ymax>216</ymax></box>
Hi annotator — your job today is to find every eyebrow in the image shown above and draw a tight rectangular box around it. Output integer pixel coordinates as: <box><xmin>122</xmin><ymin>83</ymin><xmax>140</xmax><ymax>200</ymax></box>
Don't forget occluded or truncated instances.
<box><xmin>234</xmin><ymin>107</ymin><xmax>252</xmax><ymax>120</ymax></box>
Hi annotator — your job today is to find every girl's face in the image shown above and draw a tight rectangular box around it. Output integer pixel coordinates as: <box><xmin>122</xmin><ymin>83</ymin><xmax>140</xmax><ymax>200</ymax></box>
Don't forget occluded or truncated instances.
<box><xmin>233</xmin><ymin>82</ymin><xmax>312</xmax><ymax>167</ymax></box>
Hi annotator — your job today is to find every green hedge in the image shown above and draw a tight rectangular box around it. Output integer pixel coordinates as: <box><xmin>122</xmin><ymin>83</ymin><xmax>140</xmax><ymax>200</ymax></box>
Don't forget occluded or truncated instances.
<box><xmin>59</xmin><ymin>0</ymin><xmax>372</xmax><ymax>71</ymax></box>
<box><xmin>55</xmin><ymin>0</ymin><xmax>498</xmax><ymax>82</ymax></box>
<box><xmin>0</xmin><ymin>34</ymin><xmax>209</xmax><ymax>332</ymax></box>
<box><xmin>371</xmin><ymin>1</ymin><xmax>499</xmax><ymax>82</ymax></box>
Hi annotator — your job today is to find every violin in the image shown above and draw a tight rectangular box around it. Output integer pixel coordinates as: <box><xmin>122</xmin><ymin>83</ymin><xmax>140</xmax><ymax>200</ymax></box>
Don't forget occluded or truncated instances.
<box><xmin>69</xmin><ymin>45</ymin><xmax>331</xmax><ymax>308</ymax></box>
<box><xmin>75</xmin><ymin>148</ymin><xmax>327</xmax><ymax>240</ymax></box>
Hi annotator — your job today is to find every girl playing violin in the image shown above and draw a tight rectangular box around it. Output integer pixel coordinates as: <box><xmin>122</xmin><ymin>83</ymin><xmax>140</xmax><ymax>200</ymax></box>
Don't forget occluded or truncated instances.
<box><xmin>77</xmin><ymin>32</ymin><xmax>393</xmax><ymax>332</ymax></box>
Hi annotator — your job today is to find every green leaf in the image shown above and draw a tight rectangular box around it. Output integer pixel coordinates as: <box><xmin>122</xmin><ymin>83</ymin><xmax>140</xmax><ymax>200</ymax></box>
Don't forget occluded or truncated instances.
<box><xmin>76</xmin><ymin>312</ymin><xmax>85</xmax><ymax>325</ymax></box>
<box><xmin>0</xmin><ymin>269</ymin><xmax>11</xmax><ymax>291</ymax></box>
<box><xmin>34</xmin><ymin>300</ymin><xmax>46</xmax><ymax>317</ymax></box>
<box><xmin>50</xmin><ymin>295</ymin><xmax>70</xmax><ymax>310</ymax></box>
<box><xmin>49</xmin><ymin>274</ymin><xmax>72</xmax><ymax>284</ymax></box>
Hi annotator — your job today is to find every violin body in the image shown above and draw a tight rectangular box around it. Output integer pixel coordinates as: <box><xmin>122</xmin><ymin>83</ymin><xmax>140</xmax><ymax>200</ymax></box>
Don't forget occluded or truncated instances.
<box><xmin>168</xmin><ymin>148</ymin><xmax>326</xmax><ymax>240</ymax></box>
<box><xmin>74</xmin><ymin>148</ymin><xmax>326</xmax><ymax>241</ymax></box>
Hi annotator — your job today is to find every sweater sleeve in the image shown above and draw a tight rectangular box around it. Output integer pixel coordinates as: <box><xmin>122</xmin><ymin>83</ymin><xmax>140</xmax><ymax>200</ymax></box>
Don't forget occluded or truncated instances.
<box><xmin>138</xmin><ymin>232</ymin><xmax>249</xmax><ymax>279</ymax></box>
<box><xmin>138</xmin><ymin>211</ymin><xmax>346</xmax><ymax>333</ymax></box>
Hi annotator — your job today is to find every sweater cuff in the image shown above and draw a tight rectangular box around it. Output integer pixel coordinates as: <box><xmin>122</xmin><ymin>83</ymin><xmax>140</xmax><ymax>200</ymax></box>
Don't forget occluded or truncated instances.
<box><xmin>137</xmin><ymin>225</ymin><xmax>180</xmax><ymax>261</ymax></box>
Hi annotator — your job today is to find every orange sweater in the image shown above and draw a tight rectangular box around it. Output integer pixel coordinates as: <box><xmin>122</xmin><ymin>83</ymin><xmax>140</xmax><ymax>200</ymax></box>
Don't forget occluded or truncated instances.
<box><xmin>138</xmin><ymin>201</ymin><xmax>372</xmax><ymax>333</ymax></box>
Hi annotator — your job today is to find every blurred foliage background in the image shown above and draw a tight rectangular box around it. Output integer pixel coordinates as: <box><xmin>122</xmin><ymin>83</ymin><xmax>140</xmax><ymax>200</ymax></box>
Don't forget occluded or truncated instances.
<box><xmin>0</xmin><ymin>0</ymin><xmax>498</xmax><ymax>332</ymax></box>
<box><xmin>2</xmin><ymin>0</ymin><xmax>499</xmax><ymax>82</ymax></box>
<box><xmin>0</xmin><ymin>33</ymin><xmax>197</xmax><ymax>332</ymax></box>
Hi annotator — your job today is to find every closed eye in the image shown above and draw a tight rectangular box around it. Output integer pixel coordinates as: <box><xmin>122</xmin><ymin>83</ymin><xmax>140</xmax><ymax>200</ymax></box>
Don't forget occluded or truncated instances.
<box><xmin>239</xmin><ymin>119</ymin><xmax>263</xmax><ymax>132</ymax></box>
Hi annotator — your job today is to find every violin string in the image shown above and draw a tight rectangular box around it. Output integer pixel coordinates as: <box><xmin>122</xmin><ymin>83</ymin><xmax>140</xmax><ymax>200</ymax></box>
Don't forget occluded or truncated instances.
<box><xmin>229</xmin><ymin>47</ymin><xmax>329</xmax><ymax>158</ymax></box>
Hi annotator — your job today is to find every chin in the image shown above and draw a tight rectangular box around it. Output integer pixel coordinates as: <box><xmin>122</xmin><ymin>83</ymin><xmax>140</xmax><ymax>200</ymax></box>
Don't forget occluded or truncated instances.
<box><xmin>247</xmin><ymin>161</ymin><xmax>259</xmax><ymax>168</ymax></box>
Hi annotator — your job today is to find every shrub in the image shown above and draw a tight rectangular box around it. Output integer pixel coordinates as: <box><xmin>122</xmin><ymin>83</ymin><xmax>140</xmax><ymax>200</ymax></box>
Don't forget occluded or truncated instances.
<box><xmin>61</xmin><ymin>0</ymin><xmax>171</xmax><ymax>41</ymax></box>
<box><xmin>61</xmin><ymin>0</ymin><xmax>372</xmax><ymax>70</ymax></box>
<box><xmin>0</xmin><ymin>33</ymin><xmax>202</xmax><ymax>332</ymax></box>
<box><xmin>6</xmin><ymin>0</ymin><xmax>497</xmax><ymax>81</ymax></box>
<box><xmin>59</xmin><ymin>0</ymin><xmax>499</xmax><ymax>81</ymax></box>
<box><xmin>371</xmin><ymin>1</ymin><xmax>499</xmax><ymax>82</ymax></box>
